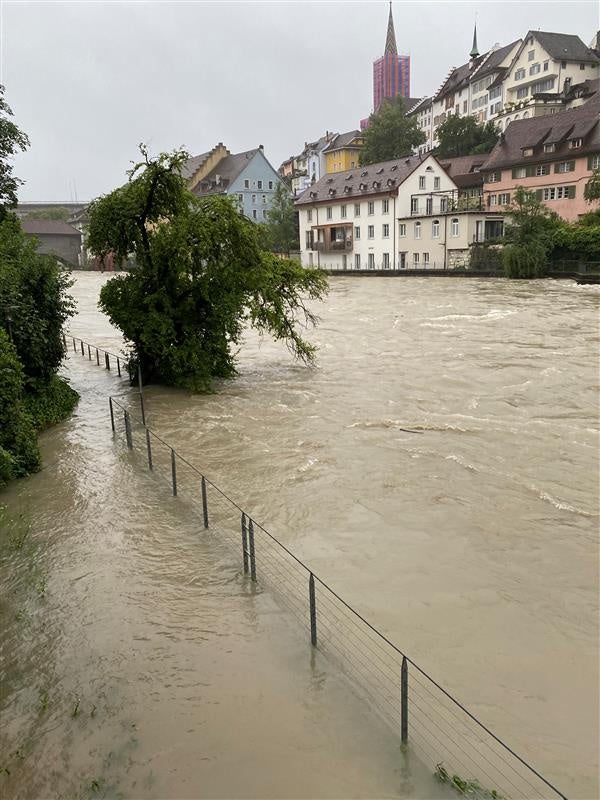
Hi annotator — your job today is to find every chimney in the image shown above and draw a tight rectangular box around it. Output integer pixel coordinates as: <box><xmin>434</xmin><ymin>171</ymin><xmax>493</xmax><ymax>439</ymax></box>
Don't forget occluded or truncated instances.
<box><xmin>259</xmin><ymin>144</ymin><xmax>264</xmax><ymax>150</ymax></box>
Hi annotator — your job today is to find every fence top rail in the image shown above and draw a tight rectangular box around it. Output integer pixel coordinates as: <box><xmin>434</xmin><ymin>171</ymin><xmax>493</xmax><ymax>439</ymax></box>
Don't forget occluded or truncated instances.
<box><xmin>105</xmin><ymin>393</ymin><xmax>568</xmax><ymax>799</ymax></box>
<box><xmin>67</xmin><ymin>334</ymin><xmax>124</xmax><ymax>363</ymax></box>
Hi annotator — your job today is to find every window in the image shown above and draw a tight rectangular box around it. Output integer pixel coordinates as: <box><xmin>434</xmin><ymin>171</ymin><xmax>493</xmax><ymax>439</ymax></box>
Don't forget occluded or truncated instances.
<box><xmin>535</xmin><ymin>164</ymin><xmax>550</xmax><ymax>176</ymax></box>
<box><xmin>543</xmin><ymin>61</ymin><xmax>549</xmax><ymax>71</ymax></box>
<box><xmin>251</xmin><ymin>193</ymin><xmax>257</xmax><ymax>203</ymax></box>
<box><xmin>489</xmin><ymin>86</ymin><xmax>501</xmax><ymax>100</ymax></box>
<box><xmin>308</xmin><ymin>252</ymin><xmax>313</xmax><ymax>266</ymax></box>
<box><xmin>423</xmin><ymin>252</ymin><xmax>430</xmax><ymax>265</ymax></box>
<box><xmin>419</xmin><ymin>176</ymin><xmax>426</xmax><ymax>190</ymax></box>
<box><xmin>244</xmin><ymin>179</ymin><xmax>249</xmax><ymax>188</ymax></box>
<box><xmin>544</xmin><ymin>143</ymin><xmax>556</xmax><ymax>153</ymax></box>
<box><xmin>382</xmin><ymin>224</ymin><xmax>389</xmax><ymax>238</ymax></box>
<box><xmin>262</xmin><ymin>210</ymin><xmax>267</xmax><ymax>219</ymax></box>
<box><xmin>268</xmin><ymin>181</ymin><xmax>273</xmax><ymax>189</ymax></box>
<box><xmin>382</xmin><ymin>199</ymin><xmax>389</xmax><ymax>214</ymax></box>
<box><xmin>517</xmin><ymin>86</ymin><xmax>529</xmax><ymax>99</ymax></box>
<box><xmin>561</xmin><ymin>61</ymin><xmax>567</xmax><ymax>69</ymax></box>
<box><xmin>463</xmin><ymin>100</ymin><xmax>468</xmax><ymax>113</ymax></box>
<box><xmin>532</xmin><ymin>78</ymin><xmax>555</xmax><ymax>93</ymax></box>
<box><xmin>368</xmin><ymin>225</ymin><xmax>374</xmax><ymax>239</ymax></box>
<box><xmin>305</xmin><ymin>231</ymin><xmax>312</xmax><ymax>249</ymax></box>
<box><xmin>341</xmin><ymin>204</ymin><xmax>347</xmax><ymax>218</ymax></box>
<box><xmin>354</xmin><ymin>226</ymin><xmax>361</xmax><ymax>240</ymax></box>
<box><xmin>399</xmin><ymin>223</ymin><xmax>407</xmax><ymax>237</ymax></box>
<box><xmin>528</xmin><ymin>50</ymin><xmax>535</xmax><ymax>61</ymax></box>
<box><xmin>556</xmin><ymin>161</ymin><xmax>575</xmax><ymax>173</ymax></box>
<box><xmin>489</xmin><ymin>194</ymin><xmax>497</xmax><ymax>206</ymax></box>
<box><xmin>580</xmin><ymin>63</ymin><xmax>585</xmax><ymax>70</ymax></box>
<box><xmin>411</xmin><ymin>197</ymin><xmax>419</xmax><ymax>213</ymax></box>
<box><xmin>368</xmin><ymin>253</ymin><xmax>375</xmax><ymax>269</ymax></box>
<box><xmin>434</xmin><ymin>177</ymin><xmax>441</xmax><ymax>190</ymax></box>
<box><xmin>257</xmin><ymin>180</ymin><xmax>263</xmax><ymax>189</ymax></box>
<box><xmin>307</xmin><ymin>209</ymin><xmax>313</xmax><ymax>222</ymax></box>
<box><xmin>543</xmin><ymin>187</ymin><xmax>556</xmax><ymax>200</ymax></box>
<box><xmin>368</xmin><ymin>201</ymin><xmax>375</xmax><ymax>215</ymax></box>
<box><xmin>514</xmin><ymin>167</ymin><xmax>527</xmax><ymax>178</ymax></box>
<box><xmin>529</xmin><ymin>63</ymin><xmax>540</xmax><ymax>75</ymax></box>
<box><xmin>383</xmin><ymin>253</ymin><xmax>390</xmax><ymax>269</ymax></box>
<box><xmin>590</xmin><ymin>155</ymin><xmax>600</xmax><ymax>169</ymax></box>
<box><xmin>451</xmin><ymin>218</ymin><xmax>459</xmax><ymax>237</ymax></box>
<box><xmin>440</xmin><ymin>197</ymin><xmax>448</xmax><ymax>212</ymax></box>
<box><xmin>426</xmin><ymin>198</ymin><xmax>433</xmax><ymax>215</ymax></box>
<box><xmin>515</xmin><ymin>68</ymin><xmax>526</xmax><ymax>80</ymax></box>
<box><xmin>498</xmin><ymin>193</ymin><xmax>511</xmax><ymax>205</ymax></box>
<box><xmin>556</xmin><ymin>185</ymin><xmax>575</xmax><ymax>199</ymax></box>
<box><xmin>569</xmin><ymin>138</ymin><xmax>583</xmax><ymax>149</ymax></box>
<box><xmin>486</xmin><ymin>172</ymin><xmax>501</xmax><ymax>183</ymax></box>
<box><xmin>238</xmin><ymin>193</ymin><xmax>243</xmax><ymax>203</ymax></box>
<box><xmin>354</xmin><ymin>203</ymin><xmax>361</xmax><ymax>216</ymax></box>
<box><xmin>432</xmin><ymin>219</ymin><xmax>440</xmax><ymax>238</ymax></box>
<box><xmin>355</xmin><ymin>254</ymin><xmax>361</xmax><ymax>269</ymax></box>
<box><xmin>414</xmin><ymin>221</ymin><xmax>421</xmax><ymax>239</ymax></box>
<box><xmin>252</xmin><ymin>210</ymin><xmax>257</xmax><ymax>219</ymax></box>
<box><xmin>413</xmin><ymin>252</ymin><xmax>420</xmax><ymax>264</ymax></box>
<box><xmin>327</xmin><ymin>206</ymin><xmax>333</xmax><ymax>219</ymax></box>
<box><xmin>262</xmin><ymin>194</ymin><xmax>267</xmax><ymax>204</ymax></box>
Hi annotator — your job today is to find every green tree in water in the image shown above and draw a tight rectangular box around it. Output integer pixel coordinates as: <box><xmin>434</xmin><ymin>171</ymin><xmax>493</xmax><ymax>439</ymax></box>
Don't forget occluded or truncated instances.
<box><xmin>502</xmin><ymin>187</ymin><xmax>557</xmax><ymax>278</ymax></box>
<box><xmin>88</xmin><ymin>146</ymin><xmax>328</xmax><ymax>391</ymax></box>
<box><xmin>0</xmin><ymin>85</ymin><xmax>30</xmax><ymax>221</ymax></box>
<box><xmin>436</xmin><ymin>115</ymin><xmax>500</xmax><ymax>157</ymax></box>
<box><xmin>264</xmin><ymin>181</ymin><xmax>299</xmax><ymax>255</ymax></box>
<box><xmin>359</xmin><ymin>96</ymin><xmax>425</xmax><ymax>166</ymax></box>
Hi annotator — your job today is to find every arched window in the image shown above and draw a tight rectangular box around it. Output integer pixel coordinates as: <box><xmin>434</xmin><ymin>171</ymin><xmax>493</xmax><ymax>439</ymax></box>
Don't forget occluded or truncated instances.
<box><xmin>414</xmin><ymin>221</ymin><xmax>422</xmax><ymax>239</ymax></box>
<box><xmin>451</xmin><ymin>218</ymin><xmax>459</xmax><ymax>237</ymax></box>
<box><xmin>432</xmin><ymin>219</ymin><xmax>440</xmax><ymax>238</ymax></box>
<box><xmin>523</xmin><ymin>111</ymin><xmax>530</xmax><ymax>118</ymax></box>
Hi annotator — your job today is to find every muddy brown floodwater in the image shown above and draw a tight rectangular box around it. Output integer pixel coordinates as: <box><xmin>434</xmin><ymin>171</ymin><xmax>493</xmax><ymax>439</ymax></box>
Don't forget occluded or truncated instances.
<box><xmin>1</xmin><ymin>273</ymin><xmax>598</xmax><ymax>800</ymax></box>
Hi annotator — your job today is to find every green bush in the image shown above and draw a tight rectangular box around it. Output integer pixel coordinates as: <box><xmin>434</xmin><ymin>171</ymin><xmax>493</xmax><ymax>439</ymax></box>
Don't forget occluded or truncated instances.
<box><xmin>502</xmin><ymin>240</ymin><xmax>547</xmax><ymax>278</ymax></box>
<box><xmin>25</xmin><ymin>375</ymin><xmax>79</xmax><ymax>431</ymax></box>
<box><xmin>0</xmin><ymin>329</ymin><xmax>40</xmax><ymax>486</ymax></box>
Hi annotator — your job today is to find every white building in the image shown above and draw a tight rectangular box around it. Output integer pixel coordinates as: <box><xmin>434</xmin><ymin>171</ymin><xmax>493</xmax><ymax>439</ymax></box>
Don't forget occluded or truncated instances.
<box><xmin>296</xmin><ymin>153</ymin><xmax>459</xmax><ymax>270</ymax></box>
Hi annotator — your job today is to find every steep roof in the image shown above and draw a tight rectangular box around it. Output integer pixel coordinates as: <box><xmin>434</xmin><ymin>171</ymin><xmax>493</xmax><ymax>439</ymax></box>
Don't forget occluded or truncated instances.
<box><xmin>295</xmin><ymin>154</ymin><xmax>432</xmax><ymax>206</ymax></box>
<box><xmin>180</xmin><ymin>151</ymin><xmax>211</xmax><ymax>180</ymax></box>
<box><xmin>482</xmin><ymin>93</ymin><xmax>600</xmax><ymax>171</ymax></box>
<box><xmin>404</xmin><ymin>97</ymin><xmax>424</xmax><ymax>113</ymax></box>
<box><xmin>407</xmin><ymin>96</ymin><xmax>433</xmax><ymax>115</ymax></box>
<box><xmin>192</xmin><ymin>149</ymin><xmax>261</xmax><ymax>196</ymax></box>
<box><xmin>21</xmin><ymin>220</ymin><xmax>81</xmax><ymax>236</ymax></box>
<box><xmin>384</xmin><ymin>3</ymin><xmax>397</xmax><ymax>56</ymax></box>
<box><xmin>439</xmin><ymin>155</ymin><xmax>487</xmax><ymax>188</ymax></box>
<box><xmin>434</xmin><ymin>56</ymin><xmax>486</xmax><ymax>101</ymax></box>
<box><xmin>322</xmin><ymin>130</ymin><xmax>363</xmax><ymax>153</ymax></box>
<box><xmin>475</xmin><ymin>40</ymin><xmax>521</xmax><ymax>79</ymax></box>
<box><xmin>533</xmin><ymin>31</ymin><xmax>600</xmax><ymax>64</ymax></box>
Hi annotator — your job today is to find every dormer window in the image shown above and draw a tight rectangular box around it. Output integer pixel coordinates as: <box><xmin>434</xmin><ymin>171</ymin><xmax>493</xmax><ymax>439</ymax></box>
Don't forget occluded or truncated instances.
<box><xmin>361</xmin><ymin>170</ymin><xmax>368</xmax><ymax>177</ymax></box>
<box><xmin>372</xmin><ymin>181</ymin><xmax>381</xmax><ymax>189</ymax></box>
<box><xmin>345</xmin><ymin>174</ymin><xmax>352</xmax><ymax>180</ymax></box>
<box><xmin>328</xmin><ymin>188</ymin><xmax>336</xmax><ymax>196</ymax></box>
<box><xmin>386</xmin><ymin>178</ymin><xmax>396</xmax><ymax>187</ymax></box>
<box><xmin>376</xmin><ymin>167</ymin><xmax>384</xmax><ymax>174</ymax></box>
<box><xmin>344</xmin><ymin>185</ymin><xmax>352</xmax><ymax>193</ymax></box>
<box><xmin>391</xmin><ymin>165</ymin><xmax>398</xmax><ymax>171</ymax></box>
<box><xmin>326</xmin><ymin>177</ymin><xmax>333</xmax><ymax>183</ymax></box>
<box><xmin>543</xmin><ymin>143</ymin><xmax>556</xmax><ymax>153</ymax></box>
<box><xmin>359</xmin><ymin>182</ymin><xmax>367</xmax><ymax>191</ymax></box>
<box><xmin>569</xmin><ymin>138</ymin><xmax>583</xmax><ymax>149</ymax></box>
<box><xmin>522</xmin><ymin>147</ymin><xmax>533</xmax><ymax>157</ymax></box>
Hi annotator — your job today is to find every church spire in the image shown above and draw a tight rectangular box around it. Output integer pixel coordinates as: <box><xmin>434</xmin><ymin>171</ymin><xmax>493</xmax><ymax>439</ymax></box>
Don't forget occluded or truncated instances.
<box><xmin>385</xmin><ymin>1</ymin><xmax>398</xmax><ymax>55</ymax></box>
<box><xmin>470</xmin><ymin>21</ymin><xmax>480</xmax><ymax>59</ymax></box>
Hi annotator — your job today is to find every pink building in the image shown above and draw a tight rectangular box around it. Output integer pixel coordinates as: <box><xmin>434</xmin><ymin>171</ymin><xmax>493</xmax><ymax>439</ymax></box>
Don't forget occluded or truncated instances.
<box><xmin>482</xmin><ymin>91</ymin><xmax>600</xmax><ymax>221</ymax></box>
<box><xmin>372</xmin><ymin>3</ymin><xmax>410</xmax><ymax>111</ymax></box>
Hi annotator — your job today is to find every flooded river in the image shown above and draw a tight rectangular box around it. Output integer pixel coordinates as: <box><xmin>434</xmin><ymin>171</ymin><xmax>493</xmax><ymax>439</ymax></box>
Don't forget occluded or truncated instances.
<box><xmin>1</xmin><ymin>273</ymin><xmax>598</xmax><ymax>799</ymax></box>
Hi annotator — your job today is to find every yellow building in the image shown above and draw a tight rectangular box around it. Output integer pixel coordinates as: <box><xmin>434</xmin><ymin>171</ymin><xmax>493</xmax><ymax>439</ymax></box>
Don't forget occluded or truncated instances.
<box><xmin>323</xmin><ymin>130</ymin><xmax>365</xmax><ymax>173</ymax></box>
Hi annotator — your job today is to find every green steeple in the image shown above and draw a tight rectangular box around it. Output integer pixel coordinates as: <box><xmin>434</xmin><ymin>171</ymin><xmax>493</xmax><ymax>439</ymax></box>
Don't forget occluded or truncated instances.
<box><xmin>385</xmin><ymin>2</ymin><xmax>398</xmax><ymax>55</ymax></box>
<box><xmin>470</xmin><ymin>22</ymin><xmax>480</xmax><ymax>59</ymax></box>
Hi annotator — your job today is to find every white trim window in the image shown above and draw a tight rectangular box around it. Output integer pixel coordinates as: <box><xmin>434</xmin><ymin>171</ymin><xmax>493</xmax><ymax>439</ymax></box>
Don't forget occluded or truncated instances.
<box><xmin>268</xmin><ymin>181</ymin><xmax>273</xmax><ymax>189</ymax></box>
<box><xmin>557</xmin><ymin>161</ymin><xmax>575</xmax><ymax>173</ymax></box>
<box><xmin>383</xmin><ymin>252</ymin><xmax>390</xmax><ymax>269</ymax></box>
<box><xmin>413</xmin><ymin>252</ymin><xmax>420</xmax><ymax>265</ymax></box>
<box><xmin>368</xmin><ymin>253</ymin><xmax>375</xmax><ymax>269</ymax></box>
<box><xmin>354</xmin><ymin>203</ymin><xmax>361</xmax><ymax>216</ymax></box>
<box><xmin>498</xmin><ymin>193</ymin><xmax>511</xmax><ymax>205</ymax></box>
<box><xmin>327</xmin><ymin>206</ymin><xmax>333</xmax><ymax>219</ymax></box>
<box><xmin>252</xmin><ymin>209</ymin><xmax>257</xmax><ymax>219</ymax></box>
<box><xmin>368</xmin><ymin>225</ymin><xmax>375</xmax><ymax>239</ymax></box>
<box><xmin>341</xmin><ymin>204</ymin><xmax>347</xmax><ymax>219</ymax></box>
<box><xmin>354</xmin><ymin>226</ymin><xmax>361</xmax><ymax>240</ymax></box>
<box><xmin>434</xmin><ymin>177</ymin><xmax>441</xmax><ymax>190</ymax></box>
<box><xmin>423</xmin><ymin>252</ymin><xmax>430</xmax><ymax>265</ymax></box>
<box><xmin>257</xmin><ymin>180</ymin><xmax>263</xmax><ymax>189</ymax></box>
<box><xmin>355</xmin><ymin>253</ymin><xmax>361</xmax><ymax>269</ymax></box>
<box><xmin>451</xmin><ymin>218</ymin><xmax>459</xmax><ymax>237</ymax></box>
<box><xmin>414</xmin><ymin>221</ymin><xmax>421</xmax><ymax>239</ymax></box>
<box><xmin>399</xmin><ymin>223</ymin><xmax>407</xmax><ymax>237</ymax></box>
<box><xmin>252</xmin><ymin>194</ymin><xmax>257</xmax><ymax>204</ymax></box>
<box><xmin>432</xmin><ymin>219</ymin><xmax>440</xmax><ymax>238</ymax></box>
<box><xmin>382</xmin><ymin>223</ymin><xmax>389</xmax><ymax>238</ymax></box>
<box><xmin>489</xmin><ymin>195</ymin><xmax>498</xmax><ymax>206</ymax></box>
<box><xmin>419</xmin><ymin>176</ymin><xmax>426</xmax><ymax>190</ymax></box>
<box><xmin>382</xmin><ymin>199</ymin><xmax>389</xmax><ymax>214</ymax></box>
<box><xmin>515</xmin><ymin>68</ymin><xmax>526</xmax><ymax>80</ymax></box>
<box><xmin>368</xmin><ymin>201</ymin><xmax>375</xmax><ymax>215</ymax></box>
<box><xmin>307</xmin><ymin>209</ymin><xmax>313</xmax><ymax>222</ymax></box>
<box><xmin>411</xmin><ymin>197</ymin><xmax>419</xmax><ymax>213</ymax></box>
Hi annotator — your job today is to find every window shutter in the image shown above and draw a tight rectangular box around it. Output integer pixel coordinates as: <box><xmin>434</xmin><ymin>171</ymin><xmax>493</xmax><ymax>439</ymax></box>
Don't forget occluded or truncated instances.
<box><xmin>568</xmin><ymin>185</ymin><xmax>576</xmax><ymax>199</ymax></box>
<box><xmin>526</xmin><ymin>166</ymin><xmax>535</xmax><ymax>178</ymax></box>
<box><xmin>535</xmin><ymin>189</ymin><xmax>543</xmax><ymax>200</ymax></box>
<box><xmin>511</xmin><ymin>168</ymin><xmax>519</xmax><ymax>179</ymax></box>
<box><xmin>569</xmin><ymin>160</ymin><xmax>576</xmax><ymax>172</ymax></box>
<box><xmin>554</xmin><ymin>162</ymin><xmax>560</xmax><ymax>173</ymax></box>
<box><xmin>588</xmin><ymin>156</ymin><xmax>594</xmax><ymax>169</ymax></box>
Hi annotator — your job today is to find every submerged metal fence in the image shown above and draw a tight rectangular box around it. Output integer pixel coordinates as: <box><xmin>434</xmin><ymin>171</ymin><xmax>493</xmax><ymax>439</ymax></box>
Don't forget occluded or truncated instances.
<box><xmin>67</xmin><ymin>333</ymin><xmax>569</xmax><ymax>800</ymax></box>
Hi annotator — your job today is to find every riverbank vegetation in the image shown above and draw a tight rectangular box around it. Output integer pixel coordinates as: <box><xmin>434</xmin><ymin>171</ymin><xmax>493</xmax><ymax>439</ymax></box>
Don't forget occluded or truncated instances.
<box><xmin>88</xmin><ymin>146</ymin><xmax>328</xmax><ymax>391</ymax></box>
<box><xmin>0</xmin><ymin>86</ymin><xmax>78</xmax><ymax>488</ymax></box>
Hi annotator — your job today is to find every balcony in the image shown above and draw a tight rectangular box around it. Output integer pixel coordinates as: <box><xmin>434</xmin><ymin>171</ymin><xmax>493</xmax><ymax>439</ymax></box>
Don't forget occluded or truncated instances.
<box><xmin>313</xmin><ymin>239</ymin><xmax>353</xmax><ymax>252</ymax></box>
<box><xmin>310</xmin><ymin>223</ymin><xmax>353</xmax><ymax>253</ymax></box>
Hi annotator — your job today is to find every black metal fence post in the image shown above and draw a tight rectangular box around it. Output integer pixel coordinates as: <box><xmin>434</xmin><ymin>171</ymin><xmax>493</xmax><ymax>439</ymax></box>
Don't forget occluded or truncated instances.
<box><xmin>72</xmin><ymin>337</ymin><xmax>76</xmax><ymax>352</ymax></box>
<box><xmin>109</xmin><ymin>397</ymin><xmax>115</xmax><ymax>432</ymax></box>
<box><xmin>80</xmin><ymin>340</ymin><xmax>84</xmax><ymax>356</ymax></box>
<box><xmin>105</xmin><ymin>352</ymin><xmax>110</xmax><ymax>370</ymax></box>
<box><xmin>87</xmin><ymin>344</ymin><xmax>91</xmax><ymax>360</ymax></box>
<box><xmin>62</xmin><ymin>333</ymin><xmax>66</xmax><ymax>348</ymax></box>
<box><xmin>145</xmin><ymin>429</ymin><xmax>153</xmax><ymax>470</ymax></box>
<box><xmin>241</xmin><ymin>513</ymin><xmax>249</xmax><ymax>574</ymax></box>
<box><xmin>248</xmin><ymin>519</ymin><xmax>256</xmax><ymax>582</ymax></box>
<box><xmin>117</xmin><ymin>357</ymin><xmax>121</xmax><ymax>377</ymax></box>
<box><xmin>96</xmin><ymin>348</ymin><xmax>100</xmax><ymax>366</ymax></box>
<box><xmin>171</xmin><ymin>449</ymin><xmax>177</xmax><ymax>496</ymax></box>
<box><xmin>401</xmin><ymin>656</ymin><xmax>408</xmax><ymax>743</ymax></box>
<box><xmin>201</xmin><ymin>476</ymin><xmax>209</xmax><ymax>528</ymax></box>
<box><xmin>309</xmin><ymin>573</ymin><xmax>317</xmax><ymax>646</ymax></box>
<box><xmin>124</xmin><ymin>411</ymin><xmax>133</xmax><ymax>449</ymax></box>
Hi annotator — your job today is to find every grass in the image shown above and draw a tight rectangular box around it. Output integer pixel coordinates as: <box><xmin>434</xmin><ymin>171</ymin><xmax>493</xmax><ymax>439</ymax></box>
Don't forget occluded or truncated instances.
<box><xmin>435</xmin><ymin>763</ymin><xmax>506</xmax><ymax>799</ymax></box>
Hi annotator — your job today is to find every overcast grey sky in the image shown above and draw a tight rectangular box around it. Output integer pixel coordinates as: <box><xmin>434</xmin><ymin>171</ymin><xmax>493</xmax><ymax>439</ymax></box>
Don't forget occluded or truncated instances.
<box><xmin>3</xmin><ymin>0</ymin><xmax>598</xmax><ymax>200</ymax></box>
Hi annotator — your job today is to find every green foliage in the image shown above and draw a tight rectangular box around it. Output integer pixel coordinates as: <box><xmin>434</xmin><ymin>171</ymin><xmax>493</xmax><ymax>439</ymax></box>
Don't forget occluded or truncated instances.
<box><xmin>0</xmin><ymin>329</ymin><xmax>40</xmax><ymax>486</ymax></box>
<box><xmin>24</xmin><ymin>206</ymin><xmax>72</xmax><ymax>221</ymax></box>
<box><xmin>0</xmin><ymin>85</ymin><xmax>30</xmax><ymax>221</ymax></box>
<box><xmin>502</xmin><ymin>241</ymin><xmax>547</xmax><ymax>278</ymax></box>
<box><xmin>501</xmin><ymin>187</ymin><xmax>556</xmax><ymax>278</ymax></box>
<box><xmin>584</xmin><ymin>167</ymin><xmax>600</xmax><ymax>202</ymax></box>
<box><xmin>359</xmin><ymin>96</ymin><xmax>425</xmax><ymax>166</ymax></box>
<box><xmin>24</xmin><ymin>375</ymin><xmax>79</xmax><ymax>431</ymax></box>
<box><xmin>91</xmin><ymin>146</ymin><xmax>328</xmax><ymax>391</ymax></box>
<box><xmin>264</xmin><ymin>181</ymin><xmax>299</xmax><ymax>254</ymax></box>
<box><xmin>550</xmin><ymin>218</ymin><xmax>600</xmax><ymax>262</ymax></box>
<box><xmin>469</xmin><ymin>244</ymin><xmax>503</xmax><ymax>273</ymax></box>
<box><xmin>435</xmin><ymin>763</ymin><xmax>505</xmax><ymax>799</ymax></box>
<box><xmin>436</xmin><ymin>116</ymin><xmax>500</xmax><ymax>158</ymax></box>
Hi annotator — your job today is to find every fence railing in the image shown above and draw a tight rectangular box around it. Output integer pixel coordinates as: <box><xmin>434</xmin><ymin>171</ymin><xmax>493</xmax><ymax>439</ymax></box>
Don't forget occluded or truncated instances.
<box><xmin>66</xmin><ymin>333</ymin><xmax>569</xmax><ymax>800</ymax></box>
